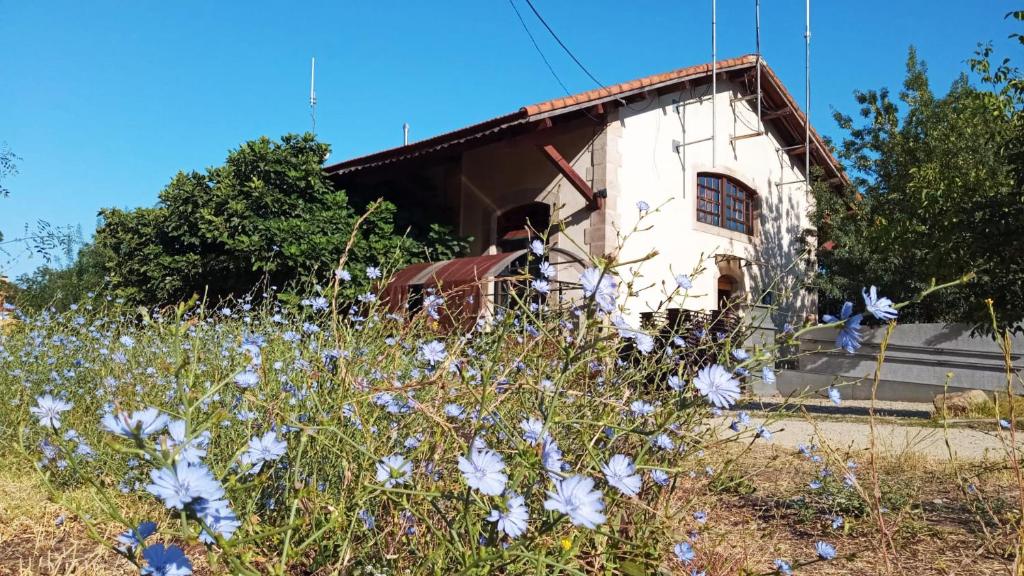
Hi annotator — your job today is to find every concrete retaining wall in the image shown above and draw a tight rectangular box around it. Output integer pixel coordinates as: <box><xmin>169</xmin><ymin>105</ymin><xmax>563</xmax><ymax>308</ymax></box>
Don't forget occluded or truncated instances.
<box><xmin>764</xmin><ymin>323</ymin><xmax>1024</xmax><ymax>403</ymax></box>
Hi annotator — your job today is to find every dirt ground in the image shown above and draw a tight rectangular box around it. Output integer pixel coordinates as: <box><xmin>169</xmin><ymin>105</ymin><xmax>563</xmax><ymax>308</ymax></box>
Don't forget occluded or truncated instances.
<box><xmin>684</xmin><ymin>444</ymin><xmax>1019</xmax><ymax>575</ymax></box>
<box><xmin>1</xmin><ymin>444</ymin><xmax>1018</xmax><ymax>575</ymax></box>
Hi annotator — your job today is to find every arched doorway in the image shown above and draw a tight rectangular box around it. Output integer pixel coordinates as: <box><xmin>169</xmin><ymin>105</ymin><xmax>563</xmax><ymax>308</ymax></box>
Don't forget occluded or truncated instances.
<box><xmin>717</xmin><ymin>274</ymin><xmax>740</xmax><ymax>309</ymax></box>
<box><xmin>496</xmin><ymin>202</ymin><xmax>550</xmax><ymax>253</ymax></box>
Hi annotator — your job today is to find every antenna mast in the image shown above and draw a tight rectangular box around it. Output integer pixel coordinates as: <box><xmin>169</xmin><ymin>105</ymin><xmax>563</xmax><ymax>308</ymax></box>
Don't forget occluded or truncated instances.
<box><xmin>711</xmin><ymin>0</ymin><xmax>717</xmax><ymax>167</ymax></box>
<box><xmin>310</xmin><ymin>57</ymin><xmax>317</xmax><ymax>134</ymax></box>
<box><xmin>804</xmin><ymin>0</ymin><xmax>811</xmax><ymax>190</ymax></box>
<box><xmin>755</xmin><ymin>0</ymin><xmax>762</xmax><ymax>133</ymax></box>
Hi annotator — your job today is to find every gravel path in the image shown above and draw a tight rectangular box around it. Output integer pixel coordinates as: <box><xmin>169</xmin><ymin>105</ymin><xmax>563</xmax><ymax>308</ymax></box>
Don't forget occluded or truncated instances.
<box><xmin>724</xmin><ymin>414</ymin><xmax>1015</xmax><ymax>461</ymax></box>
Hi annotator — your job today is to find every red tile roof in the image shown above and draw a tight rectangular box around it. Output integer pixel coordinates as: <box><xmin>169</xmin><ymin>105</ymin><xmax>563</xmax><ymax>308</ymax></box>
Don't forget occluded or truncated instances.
<box><xmin>325</xmin><ymin>54</ymin><xmax>845</xmax><ymax>183</ymax></box>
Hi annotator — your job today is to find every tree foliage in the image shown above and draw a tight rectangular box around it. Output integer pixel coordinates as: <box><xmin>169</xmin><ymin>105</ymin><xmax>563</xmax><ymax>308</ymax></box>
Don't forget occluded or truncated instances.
<box><xmin>811</xmin><ymin>41</ymin><xmax>1024</xmax><ymax>332</ymax></box>
<box><xmin>93</xmin><ymin>133</ymin><xmax>467</xmax><ymax>306</ymax></box>
<box><xmin>14</xmin><ymin>241</ymin><xmax>110</xmax><ymax>310</ymax></box>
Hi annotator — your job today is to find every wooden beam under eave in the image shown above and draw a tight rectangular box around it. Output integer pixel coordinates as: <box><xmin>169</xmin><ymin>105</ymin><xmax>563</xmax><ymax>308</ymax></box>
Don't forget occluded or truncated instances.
<box><xmin>538</xmin><ymin>143</ymin><xmax>601</xmax><ymax>210</ymax></box>
<box><xmin>762</xmin><ymin>108</ymin><xmax>792</xmax><ymax>120</ymax></box>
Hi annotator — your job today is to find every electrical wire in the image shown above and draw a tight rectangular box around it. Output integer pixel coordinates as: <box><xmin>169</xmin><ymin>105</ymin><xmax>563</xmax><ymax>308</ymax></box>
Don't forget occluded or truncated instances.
<box><xmin>507</xmin><ymin>0</ymin><xmax>571</xmax><ymax>96</ymax></box>
<box><xmin>523</xmin><ymin>0</ymin><xmax>604</xmax><ymax>88</ymax></box>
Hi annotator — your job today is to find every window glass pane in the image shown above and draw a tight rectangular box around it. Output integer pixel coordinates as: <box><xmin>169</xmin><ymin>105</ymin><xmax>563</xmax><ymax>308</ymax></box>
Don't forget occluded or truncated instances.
<box><xmin>697</xmin><ymin>174</ymin><xmax>752</xmax><ymax>234</ymax></box>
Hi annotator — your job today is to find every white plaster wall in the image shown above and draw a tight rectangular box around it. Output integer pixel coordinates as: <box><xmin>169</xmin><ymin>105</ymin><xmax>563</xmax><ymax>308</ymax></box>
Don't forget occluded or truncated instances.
<box><xmin>613</xmin><ymin>78</ymin><xmax>815</xmax><ymax>322</ymax></box>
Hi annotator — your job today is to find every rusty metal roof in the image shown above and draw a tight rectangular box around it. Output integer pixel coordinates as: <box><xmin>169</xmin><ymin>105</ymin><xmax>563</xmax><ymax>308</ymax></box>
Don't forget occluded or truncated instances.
<box><xmin>324</xmin><ymin>54</ymin><xmax>846</xmax><ymax>183</ymax></box>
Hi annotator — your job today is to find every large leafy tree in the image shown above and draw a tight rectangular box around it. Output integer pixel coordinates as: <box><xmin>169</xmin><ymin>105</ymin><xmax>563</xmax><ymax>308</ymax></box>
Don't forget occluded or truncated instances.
<box><xmin>95</xmin><ymin>133</ymin><xmax>466</xmax><ymax>305</ymax></box>
<box><xmin>811</xmin><ymin>42</ymin><xmax>1024</xmax><ymax>332</ymax></box>
<box><xmin>14</xmin><ymin>241</ymin><xmax>110</xmax><ymax>309</ymax></box>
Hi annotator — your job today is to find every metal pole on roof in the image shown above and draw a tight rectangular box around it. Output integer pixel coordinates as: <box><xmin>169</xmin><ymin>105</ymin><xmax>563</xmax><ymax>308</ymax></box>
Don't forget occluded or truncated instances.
<box><xmin>711</xmin><ymin>0</ymin><xmax>717</xmax><ymax>167</ymax></box>
<box><xmin>403</xmin><ymin>122</ymin><xmax>410</xmax><ymax>146</ymax></box>
<box><xmin>804</xmin><ymin>0</ymin><xmax>811</xmax><ymax>190</ymax></box>
<box><xmin>755</xmin><ymin>0</ymin><xmax>762</xmax><ymax>133</ymax></box>
<box><xmin>310</xmin><ymin>57</ymin><xmax>317</xmax><ymax>135</ymax></box>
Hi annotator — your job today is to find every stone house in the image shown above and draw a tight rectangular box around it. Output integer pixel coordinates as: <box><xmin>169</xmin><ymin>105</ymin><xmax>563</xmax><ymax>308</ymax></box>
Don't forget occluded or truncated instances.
<box><xmin>325</xmin><ymin>54</ymin><xmax>846</xmax><ymax>325</ymax></box>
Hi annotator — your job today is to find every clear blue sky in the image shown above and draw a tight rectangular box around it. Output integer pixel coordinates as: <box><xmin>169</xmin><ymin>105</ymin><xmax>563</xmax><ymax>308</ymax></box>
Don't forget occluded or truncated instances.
<box><xmin>1</xmin><ymin>1</ymin><xmax>1018</xmax><ymax>277</ymax></box>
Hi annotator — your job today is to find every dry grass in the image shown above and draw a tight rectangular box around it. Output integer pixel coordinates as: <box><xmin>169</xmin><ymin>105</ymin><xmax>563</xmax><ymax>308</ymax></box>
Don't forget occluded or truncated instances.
<box><xmin>0</xmin><ymin>465</ymin><xmax>130</xmax><ymax>575</ymax></box>
<box><xmin>1</xmin><ymin>447</ymin><xmax>1018</xmax><ymax>575</ymax></box>
<box><xmin>681</xmin><ymin>445</ymin><xmax>1019</xmax><ymax>575</ymax></box>
<box><xmin>0</xmin><ymin>456</ymin><xmax>212</xmax><ymax>576</ymax></box>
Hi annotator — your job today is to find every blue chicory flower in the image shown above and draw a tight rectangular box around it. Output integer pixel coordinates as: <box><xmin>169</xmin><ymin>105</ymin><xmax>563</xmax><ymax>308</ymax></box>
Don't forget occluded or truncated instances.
<box><xmin>487</xmin><ymin>493</ymin><xmax>529</xmax><ymax>539</ymax></box>
<box><xmin>458</xmin><ymin>449</ymin><xmax>508</xmax><ymax>496</ymax></box>
<box><xmin>140</xmin><ymin>543</ymin><xmax>192</xmax><ymax>576</ymax></box>
<box><xmin>601</xmin><ymin>454</ymin><xmax>642</xmax><ymax>497</ymax></box>
<box><xmin>543</xmin><ymin>475</ymin><xmax>606</xmax><ymax>529</ymax></box>
<box><xmin>694</xmin><ymin>364</ymin><xmax>741</xmax><ymax>408</ymax></box>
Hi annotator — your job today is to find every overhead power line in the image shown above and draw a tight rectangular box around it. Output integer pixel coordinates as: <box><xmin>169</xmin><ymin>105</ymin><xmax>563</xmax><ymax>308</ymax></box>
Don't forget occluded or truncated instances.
<box><xmin>507</xmin><ymin>0</ymin><xmax>571</xmax><ymax>95</ymax></box>
<box><xmin>522</xmin><ymin>0</ymin><xmax>604</xmax><ymax>88</ymax></box>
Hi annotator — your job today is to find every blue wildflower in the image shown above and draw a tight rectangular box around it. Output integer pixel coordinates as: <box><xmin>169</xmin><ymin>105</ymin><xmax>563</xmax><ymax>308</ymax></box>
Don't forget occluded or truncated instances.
<box><xmin>531</xmin><ymin>279</ymin><xmax>550</xmax><ymax>295</ymax></box>
<box><xmin>539</xmin><ymin>260</ymin><xmax>555</xmax><ymax>279</ymax></box>
<box><xmin>668</xmin><ymin>375</ymin><xmax>685</xmax><ymax>391</ymax></box>
<box><xmin>520</xmin><ymin>417</ymin><xmax>547</xmax><ymax>446</ymax></box>
<box><xmin>601</xmin><ymin>454</ymin><xmax>642</xmax><ymax>497</ymax></box>
<box><xmin>146</xmin><ymin>461</ymin><xmax>225</xmax><ymax>510</ymax></box>
<box><xmin>235</xmin><ymin>368</ymin><xmax>260</xmax><ymax>388</ymax></box>
<box><xmin>634</xmin><ymin>332</ymin><xmax>655</xmax><ymax>354</ymax></box>
<box><xmin>193</xmin><ymin>498</ymin><xmax>240</xmax><ymax>544</ymax></box>
<box><xmin>825</xmin><ymin>302</ymin><xmax>864</xmax><ymax>353</ymax></box>
<box><xmin>673</xmin><ymin>541</ymin><xmax>695</xmax><ymax>563</ymax></box>
<box><xmin>629</xmin><ymin>400</ymin><xmax>655</xmax><ymax>417</ymax></box>
<box><xmin>358</xmin><ymin>509</ymin><xmax>375</xmax><ymax>530</ymax></box>
<box><xmin>862</xmin><ymin>286</ymin><xmax>898</xmax><ymax>321</ymax></box>
<box><xmin>31</xmin><ymin>395</ymin><xmax>72</xmax><ymax>429</ymax></box>
<box><xmin>303</xmin><ymin>296</ymin><xmax>329</xmax><ymax>312</ymax></box>
<box><xmin>541</xmin><ymin>436</ymin><xmax>565</xmax><ymax>479</ymax></box>
<box><xmin>694</xmin><ymin>364</ymin><xmax>741</xmax><ymax>408</ymax></box>
<box><xmin>529</xmin><ymin>239</ymin><xmax>545</xmax><ymax>256</ymax></box>
<box><xmin>650</xmin><ymin>469</ymin><xmax>670</xmax><ymax>486</ymax></box>
<box><xmin>140</xmin><ymin>543</ymin><xmax>192</xmax><ymax>576</ymax></box>
<box><xmin>419</xmin><ymin>340</ymin><xmax>446</xmax><ymax>366</ymax></box>
<box><xmin>543</xmin><ymin>475</ymin><xmax>606</xmax><ymax>529</ymax></box>
<box><xmin>487</xmin><ymin>493</ymin><xmax>529</xmax><ymax>539</ymax></box>
<box><xmin>115</xmin><ymin>521</ymin><xmax>157</xmax><ymax>551</ymax></box>
<box><xmin>773</xmin><ymin>558</ymin><xmax>793</xmax><ymax>575</ymax></box>
<box><xmin>676</xmin><ymin>274</ymin><xmax>693</xmax><ymax>290</ymax></box>
<box><xmin>375</xmin><ymin>454</ymin><xmax>412</xmax><ymax>488</ymax></box>
<box><xmin>579</xmin><ymin>267</ymin><xmax>617</xmax><ymax>314</ymax></box>
<box><xmin>815</xmin><ymin>541</ymin><xmax>837</xmax><ymax>560</ymax></box>
<box><xmin>366</xmin><ymin>266</ymin><xmax>382</xmax><ymax>279</ymax></box>
<box><xmin>652</xmin><ymin>433</ymin><xmax>675</xmax><ymax>451</ymax></box>
<box><xmin>458</xmin><ymin>449</ymin><xmax>507</xmax><ymax>496</ymax></box>
<box><xmin>240</xmin><ymin>431</ymin><xmax>287</xmax><ymax>474</ymax></box>
<box><xmin>102</xmin><ymin>408</ymin><xmax>169</xmax><ymax>438</ymax></box>
<box><xmin>442</xmin><ymin>402</ymin><xmax>467</xmax><ymax>419</ymax></box>
<box><xmin>166</xmin><ymin>420</ymin><xmax>209</xmax><ymax>466</ymax></box>
<box><xmin>827</xmin><ymin>386</ymin><xmax>842</xmax><ymax>406</ymax></box>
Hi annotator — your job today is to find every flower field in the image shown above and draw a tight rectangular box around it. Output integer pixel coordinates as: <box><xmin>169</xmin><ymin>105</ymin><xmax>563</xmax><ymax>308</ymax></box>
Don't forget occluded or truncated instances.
<box><xmin>0</xmin><ymin>252</ymin><xmax>1016</xmax><ymax>575</ymax></box>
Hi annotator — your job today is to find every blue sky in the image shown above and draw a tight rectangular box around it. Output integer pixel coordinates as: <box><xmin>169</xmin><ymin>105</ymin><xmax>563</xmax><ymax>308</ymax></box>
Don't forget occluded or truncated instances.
<box><xmin>1</xmin><ymin>1</ymin><xmax>1019</xmax><ymax>277</ymax></box>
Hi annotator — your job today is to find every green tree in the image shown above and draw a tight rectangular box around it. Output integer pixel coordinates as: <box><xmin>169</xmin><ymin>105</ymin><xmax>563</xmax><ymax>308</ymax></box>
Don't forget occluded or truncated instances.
<box><xmin>14</xmin><ymin>241</ymin><xmax>110</xmax><ymax>310</ymax></box>
<box><xmin>811</xmin><ymin>44</ymin><xmax>1024</xmax><ymax>332</ymax></box>
<box><xmin>95</xmin><ymin>133</ymin><xmax>467</xmax><ymax>305</ymax></box>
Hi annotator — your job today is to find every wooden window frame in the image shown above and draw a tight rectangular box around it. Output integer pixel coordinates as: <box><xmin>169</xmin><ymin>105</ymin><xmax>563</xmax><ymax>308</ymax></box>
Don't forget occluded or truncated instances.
<box><xmin>696</xmin><ymin>173</ymin><xmax>755</xmax><ymax>235</ymax></box>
